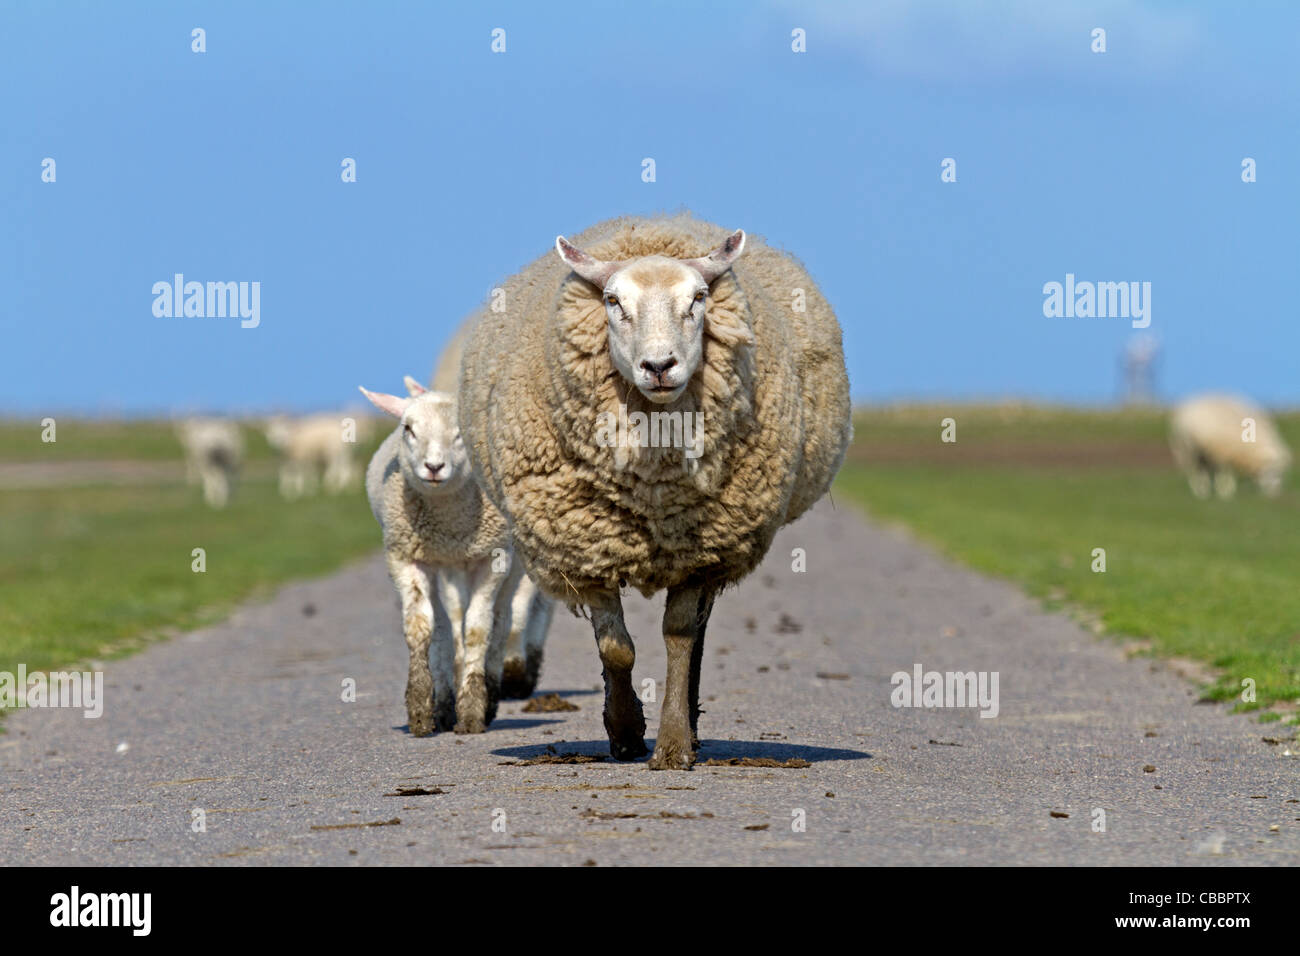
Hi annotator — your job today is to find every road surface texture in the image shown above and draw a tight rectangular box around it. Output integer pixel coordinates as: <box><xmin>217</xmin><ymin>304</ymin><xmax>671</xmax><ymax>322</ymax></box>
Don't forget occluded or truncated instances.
<box><xmin>2</xmin><ymin>500</ymin><xmax>1295</xmax><ymax>865</ymax></box>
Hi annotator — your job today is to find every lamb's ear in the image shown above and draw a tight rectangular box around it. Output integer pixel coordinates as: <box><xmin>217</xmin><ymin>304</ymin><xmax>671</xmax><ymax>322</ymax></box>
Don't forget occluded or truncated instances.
<box><xmin>402</xmin><ymin>375</ymin><xmax>427</xmax><ymax>397</ymax></box>
<box><xmin>556</xmin><ymin>236</ymin><xmax>625</xmax><ymax>289</ymax></box>
<box><xmin>358</xmin><ymin>386</ymin><xmax>409</xmax><ymax>419</ymax></box>
<box><xmin>681</xmin><ymin>229</ymin><xmax>746</xmax><ymax>284</ymax></box>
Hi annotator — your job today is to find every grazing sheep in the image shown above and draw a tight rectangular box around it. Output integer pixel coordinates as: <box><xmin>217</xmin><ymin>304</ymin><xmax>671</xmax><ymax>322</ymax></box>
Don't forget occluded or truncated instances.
<box><xmin>175</xmin><ymin>418</ymin><xmax>243</xmax><ymax>509</ymax></box>
<box><xmin>418</xmin><ymin>325</ymin><xmax>556</xmax><ymax>698</ymax></box>
<box><xmin>265</xmin><ymin>414</ymin><xmax>362</xmax><ymax>499</ymax></box>
<box><xmin>362</xmin><ymin>380</ymin><xmax>523</xmax><ymax>734</ymax></box>
<box><xmin>459</xmin><ymin>213</ymin><xmax>852</xmax><ymax>769</ymax></box>
<box><xmin>1170</xmin><ymin>393</ymin><xmax>1291</xmax><ymax>499</ymax></box>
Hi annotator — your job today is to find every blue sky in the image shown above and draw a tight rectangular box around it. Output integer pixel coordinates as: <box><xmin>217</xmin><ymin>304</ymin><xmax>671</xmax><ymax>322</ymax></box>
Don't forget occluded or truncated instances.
<box><xmin>3</xmin><ymin>0</ymin><xmax>1298</xmax><ymax>415</ymax></box>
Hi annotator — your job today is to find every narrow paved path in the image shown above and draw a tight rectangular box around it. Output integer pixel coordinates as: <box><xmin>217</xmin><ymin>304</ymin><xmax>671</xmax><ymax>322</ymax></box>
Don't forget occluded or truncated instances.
<box><xmin>2</xmin><ymin>500</ymin><xmax>1295</xmax><ymax>865</ymax></box>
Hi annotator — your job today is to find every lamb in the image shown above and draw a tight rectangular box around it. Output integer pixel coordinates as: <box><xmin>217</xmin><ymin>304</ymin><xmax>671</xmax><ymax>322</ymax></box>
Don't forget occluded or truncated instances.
<box><xmin>265</xmin><ymin>414</ymin><xmax>363</xmax><ymax>499</ymax></box>
<box><xmin>361</xmin><ymin>381</ymin><xmax>520</xmax><ymax>734</ymax></box>
<box><xmin>175</xmin><ymin>418</ymin><xmax>243</xmax><ymax>509</ymax></box>
<box><xmin>403</xmin><ymin>361</ymin><xmax>554</xmax><ymax>698</ymax></box>
<box><xmin>458</xmin><ymin>213</ymin><xmax>852</xmax><ymax>769</ymax></box>
<box><xmin>1169</xmin><ymin>393</ymin><xmax>1291</xmax><ymax>499</ymax></box>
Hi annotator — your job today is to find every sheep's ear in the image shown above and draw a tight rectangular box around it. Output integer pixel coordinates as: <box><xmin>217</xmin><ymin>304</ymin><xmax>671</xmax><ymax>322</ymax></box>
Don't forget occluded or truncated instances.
<box><xmin>681</xmin><ymin>229</ymin><xmax>745</xmax><ymax>284</ymax></box>
<box><xmin>556</xmin><ymin>236</ymin><xmax>624</xmax><ymax>289</ymax></box>
<box><xmin>359</xmin><ymin>386</ymin><xmax>409</xmax><ymax>419</ymax></box>
<box><xmin>403</xmin><ymin>375</ymin><xmax>427</xmax><ymax>397</ymax></box>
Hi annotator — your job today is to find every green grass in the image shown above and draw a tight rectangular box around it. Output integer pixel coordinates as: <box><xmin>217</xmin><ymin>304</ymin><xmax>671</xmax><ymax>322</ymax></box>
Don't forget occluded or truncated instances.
<box><xmin>0</xmin><ymin>414</ymin><xmax>389</xmax><ymax>698</ymax></box>
<box><xmin>836</xmin><ymin>406</ymin><xmax>1300</xmax><ymax>719</ymax></box>
<box><xmin>0</xmin><ymin>478</ymin><xmax>384</xmax><ymax>678</ymax></box>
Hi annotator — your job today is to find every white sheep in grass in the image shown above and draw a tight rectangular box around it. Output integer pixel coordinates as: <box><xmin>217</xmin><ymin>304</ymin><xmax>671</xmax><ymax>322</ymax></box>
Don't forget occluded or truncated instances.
<box><xmin>265</xmin><ymin>414</ymin><xmax>364</xmax><ymax>499</ymax></box>
<box><xmin>1170</xmin><ymin>393</ymin><xmax>1291</xmax><ymax>499</ymax></box>
<box><xmin>175</xmin><ymin>418</ymin><xmax>243</xmax><ymax>509</ymax></box>
<box><xmin>361</xmin><ymin>379</ymin><xmax>543</xmax><ymax>734</ymax></box>
<box><xmin>459</xmin><ymin>214</ymin><xmax>852</xmax><ymax>769</ymax></box>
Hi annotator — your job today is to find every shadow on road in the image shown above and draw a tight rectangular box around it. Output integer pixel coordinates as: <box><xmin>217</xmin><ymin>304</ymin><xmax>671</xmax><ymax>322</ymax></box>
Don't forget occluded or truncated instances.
<box><xmin>490</xmin><ymin>739</ymin><xmax>871</xmax><ymax>764</ymax></box>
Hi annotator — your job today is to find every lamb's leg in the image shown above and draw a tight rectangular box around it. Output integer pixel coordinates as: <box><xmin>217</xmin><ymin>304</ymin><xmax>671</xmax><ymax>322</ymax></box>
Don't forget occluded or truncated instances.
<box><xmin>590</xmin><ymin>595</ymin><xmax>647</xmax><ymax>760</ymax></box>
<box><xmin>391</xmin><ymin>557</ymin><xmax>436</xmax><ymax>736</ymax></box>
<box><xmin>521</xmin><ymin>593</ymin><xmax>553</xmax><ymax>698</ymax></box>
<box><xmin>449</xmin><ymin>559</ymin><xmax>509</xmax><ymax>733</ymax></box>
<box><xmin>436</xmin><ymin>569</ymin><xmax>469</xmax><ymax>713</ymax></box>
<box><xmin>501</xmin><ymin>570</ymin><xmax>536</xmax><ymax>699</ymax></box>
<box><xmin>429</xmin><ymin>580</ymin><xmax>457</xmax><ymax>732</ymax></box>
<box><xmin>650</xmin><ymin>583</ymin><xmax>714</xmax><ymax>771</ymax></box>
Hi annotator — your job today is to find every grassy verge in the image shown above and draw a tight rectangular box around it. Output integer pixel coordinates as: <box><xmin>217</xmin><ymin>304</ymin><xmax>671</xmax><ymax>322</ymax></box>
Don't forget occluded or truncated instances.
<box><xmin>835</xmin><ymin>405</ymin><xmax>1300</xmax><ymax>720</ymax></box>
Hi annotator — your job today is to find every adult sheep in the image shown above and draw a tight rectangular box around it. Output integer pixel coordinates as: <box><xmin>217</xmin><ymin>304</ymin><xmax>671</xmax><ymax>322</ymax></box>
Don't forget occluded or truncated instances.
<box><xmin>1170</xmin><ymin>393</ymin><xmax>1291</xmax><ymax>499</ymax></box>
<box><xmin>459</xmin><ymin>213</ymin><xmax>852</xmax><ymax>769</ymax></box>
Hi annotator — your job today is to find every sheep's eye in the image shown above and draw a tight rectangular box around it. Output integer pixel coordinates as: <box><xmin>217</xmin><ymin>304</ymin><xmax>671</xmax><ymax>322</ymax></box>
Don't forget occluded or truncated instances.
<box><xmin>693</xmin><ymin>290</ymin><xmax>705</xmax><ymax>303</ymax></box>
<box><xmin>403</xmin><ymin>423</ymin><xmax>414</xmax><ymax>437</ymax></box>
<box><xmin>605</xmin><ymin>294</ymin><xmax>619</xmax><ymax>307</ymax></box>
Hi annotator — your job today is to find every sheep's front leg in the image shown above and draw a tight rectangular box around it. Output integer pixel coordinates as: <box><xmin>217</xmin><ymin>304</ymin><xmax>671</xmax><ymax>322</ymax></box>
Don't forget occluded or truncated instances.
<box><xmin>390</xmin><ymin>556</ymin><xmax>436</xmax><ymax>736</ymax></box>
<box><xmin>446</xmin><ymin>559</ymin><xmax>509</xmax><ymax>733</ymax></box>
<box><xmin>590</xmin><ymin>595</ymin><xmax>647</xmax><ymax>760</ymax></box>
<box><xmin>650</xmin><ymin>583</ymin><xmax>716</xmax><ymax>771</ymax></box>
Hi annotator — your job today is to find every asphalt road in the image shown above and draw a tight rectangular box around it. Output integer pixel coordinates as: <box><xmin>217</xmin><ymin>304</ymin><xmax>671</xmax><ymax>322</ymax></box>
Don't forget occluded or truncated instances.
<box><xmin>2</xmin><ymin>499</ymin><xmax>1295</xmax><ymax>865</ymax></box>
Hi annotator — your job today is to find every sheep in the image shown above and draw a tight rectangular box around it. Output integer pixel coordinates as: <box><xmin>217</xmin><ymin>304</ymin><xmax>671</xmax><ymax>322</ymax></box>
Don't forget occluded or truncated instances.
<box><xmin>1169</xmin><ymin>393</ymin><xmax>1291</xmax><ymax>499</ymax></box>
<box><xmin>175</xmin><ymin>418</ymin><xmax>243</xmax><ymax>508</ymax></box>
<box><xmin>361</xmin><ymin>379</ymin><xmax>526</xmax><ymax>735</ymax></box>
<box><xmin>458</xmin><ymin>213</ymin><xmax>852</xmax><ymax>769</ymax></box>
<box><xmin>264</xmin><ymin>414</ymin><xmax>363</xmax><ymax>499</ymax></box>
<box><xmin>419</xmin><ymin>326</ymin><xmax>556</xmax><ymax>699</ymax></box>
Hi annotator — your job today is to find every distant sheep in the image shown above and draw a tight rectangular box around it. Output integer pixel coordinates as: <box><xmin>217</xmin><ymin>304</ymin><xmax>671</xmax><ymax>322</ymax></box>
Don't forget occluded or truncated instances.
<box><xmin>459</xmin><ymin>213</ymin><xmax>852</xmax><ymax>769</ymax></box>
<box><xmin>175</xmin><ymin>418</ymin><xmax>243</xmax><ymax>509</ymax></box>
<box><xmin>1170</xmin><ymin>393</ymin><xmax>1291</xmax><ymax>498</ymax></box>
<box><xmin>265</xmin><ymin>414</ymin><xmax>363</xmax><ymax>500</ymax></box>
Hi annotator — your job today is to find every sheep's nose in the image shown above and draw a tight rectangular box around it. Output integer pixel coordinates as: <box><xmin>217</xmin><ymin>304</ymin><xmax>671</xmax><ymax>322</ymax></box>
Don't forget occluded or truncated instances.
<box><xmin>641</xmin><ymin>356</ymin><xmax>677</xmax><ymax>376</ymax></box>
<box><xmin>426</xmin><ymin>461</ymin><xmax>445</xmax><ymax>475</ymax></box>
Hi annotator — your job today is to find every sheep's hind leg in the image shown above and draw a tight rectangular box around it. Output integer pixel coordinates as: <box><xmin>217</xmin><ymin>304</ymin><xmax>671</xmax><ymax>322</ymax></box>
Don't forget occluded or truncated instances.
<box><xmin>590</xmin><ymin>597</ymin><xmax>647</xmax><ymax>760</ymax></box>
<box><xmin>430</xmin><ymin>581</ymin><xmax>457</xmax><ymax>731</ymax></box>
<box><xmin>650</xmin><ymin>583</ymin><xmax>714</xmax><ymax>771</ymax></box>
<box><xmin>688</xmin><ymin>591</ymin><xmax>715</xmax><ymax>751</ymax></box>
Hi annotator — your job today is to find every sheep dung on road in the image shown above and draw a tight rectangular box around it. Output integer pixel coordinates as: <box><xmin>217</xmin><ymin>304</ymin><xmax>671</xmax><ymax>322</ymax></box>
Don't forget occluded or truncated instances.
<box><xmin>458</xmin><ymin>213</ymin><xmax>852</xmax><ymax>769</ymax></box>
<box><xmin>1169</xmin><ymin>393</ymin><xmax>1291</xmax><ymax>499</ymax></box>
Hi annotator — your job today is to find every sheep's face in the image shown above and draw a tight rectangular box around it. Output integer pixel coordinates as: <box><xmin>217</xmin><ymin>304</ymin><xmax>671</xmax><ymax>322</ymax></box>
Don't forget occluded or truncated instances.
<box><xmin>556</xmin><ymin>230</ymin><xmax>746</xmax><ymax>405</ymax></box>
<box><xmin>359</xmin><ymin>386</ymin><xmax>469</xmax><ymax>491</ymax></box>
<box><xmin>398</xmin><ymin>396</ymin><xmax>469</xmax><ymax>490</ymax></box>
<box><xmin>602</xmin><ymin>257</ymin><xmax>706</xmax><ymax>404</ymax></box>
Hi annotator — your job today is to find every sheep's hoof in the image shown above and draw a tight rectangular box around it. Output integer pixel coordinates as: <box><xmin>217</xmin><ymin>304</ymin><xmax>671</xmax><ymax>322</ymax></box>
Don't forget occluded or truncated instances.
<box><xmin>407</xmin><ymin>714</ymin><xmax>435</xmax><ymax>738</ymax></box>
<box><xmin>603</xmin><ymin>704</ymin><xmax>648</xmax><ymax>760</ymax></box>
<box><xmin>609</xmin><ymin>737</ymin><xmax>649</xmax><ymax>761</ymax></box>
<box><xmin>453</xmin><ymin>716</ymin><xmax>486</xmax><ymax>735</ymax></box>
<box><xmin>500</xmin><ymin>657</ymin><xmax>536</xmax><ymax>700</ymax></box>
<box><xmin>648</xmin><ymin>741</ymin><xmax>696</xmax><ymax>771</ymax></box>
<box><xmin>434</xmin><ymin>699</ymin><xmax>457</xmax><ymax>733</ymax></box>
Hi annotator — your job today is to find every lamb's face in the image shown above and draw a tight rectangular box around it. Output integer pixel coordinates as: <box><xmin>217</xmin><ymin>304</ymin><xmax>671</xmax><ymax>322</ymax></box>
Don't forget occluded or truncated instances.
<box><xmin>398</xmin><ymin>395</ymin><xmax>470</xmax><ymax>490</ymax></box>
<box><xmin>603</xmin><ymin>257</ymin><xmax>707</xmax><ymax>404</ymax></box>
